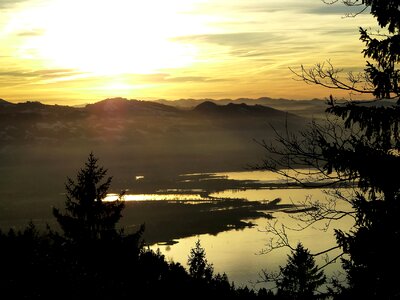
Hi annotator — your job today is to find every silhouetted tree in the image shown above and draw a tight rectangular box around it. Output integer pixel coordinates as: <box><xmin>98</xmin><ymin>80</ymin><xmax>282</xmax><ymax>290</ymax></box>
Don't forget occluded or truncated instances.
<box><xmin>186</xmin><ymin>239</ymin><xmax>241</xmax><ymax>297</ymax></box>
<box><xmin>188</xmin><ymin>239</ymin><xmax>214</xmax><ymax>282</ymax></box>
<box><xmin>53</xmin><ymin>152</ymin><xmax>125</xmax><ymax>242</ymax></box>
<box><xmin>258</xmin><ymin>1</ymin><xmax>400</xmax><ymax>299</ymax></box>
<box><xmin>1</xmin><ymin>154</ymin><xmax>274</xmax><ymax>298</ymax></box>
<box><xmin>276</xmin><ymin>243</ymin><xmax>326</xmax><ymax>300</ymax></box>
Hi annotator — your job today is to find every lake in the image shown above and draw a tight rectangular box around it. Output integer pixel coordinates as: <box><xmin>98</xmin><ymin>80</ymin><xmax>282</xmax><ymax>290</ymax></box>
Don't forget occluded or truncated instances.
<box><xmin>108</xmin><ymin>170</ymin><xmax>355</xmax><ymax>290</ymax></box>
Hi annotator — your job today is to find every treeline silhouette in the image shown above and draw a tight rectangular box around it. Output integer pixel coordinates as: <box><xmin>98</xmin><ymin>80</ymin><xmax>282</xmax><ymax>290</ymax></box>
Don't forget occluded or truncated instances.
<box><xmin>0</xmin><ymin>153</ymin><xmax>331</xmax><ymax>299</ymax></box>
<box><xmin>0</xmin><ymin>154</ymin><xmax>269</xmax><ymax>299</ymax></box>
<box><xmin>1</xmin><ymin>223</ymin><xmax>265</xmax><ymax>299</ymax></box>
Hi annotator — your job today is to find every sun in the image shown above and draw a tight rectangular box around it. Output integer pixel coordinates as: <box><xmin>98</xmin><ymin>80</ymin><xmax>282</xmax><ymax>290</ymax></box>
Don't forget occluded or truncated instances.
<box><xmin>19</xmin><ymin>0</ymin><xmax>204</xmax><ymax>75</ymax></box>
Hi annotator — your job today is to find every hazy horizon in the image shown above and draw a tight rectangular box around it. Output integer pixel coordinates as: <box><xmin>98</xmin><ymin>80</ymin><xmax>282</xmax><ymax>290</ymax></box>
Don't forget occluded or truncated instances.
<box><xmin>1</xmin><ymin>95</ymin><xmax>330</xmax><ymax>106</ymax></box>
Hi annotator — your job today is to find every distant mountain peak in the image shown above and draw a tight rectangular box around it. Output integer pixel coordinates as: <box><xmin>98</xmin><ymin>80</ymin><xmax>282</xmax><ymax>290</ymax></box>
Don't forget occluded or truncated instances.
<box><xmin>0</xmin><ymin>99</ymin><xmax>14</xmax><ymax>107</ymax></box>
<box><xmin>193</xmin><ymin>100</ymin><xmax>291</xmax><ymax>118</ymax></box>
<box><xmin>194</xmin><ymin>101</ymin><xmax>218</xmax><ymax>111</ymax></box>
<box><xmin>86</xmin><ymin>97</ymin><xmax>181</xmax><ymax>115</ymax></box>
<box><xmin>86</xmin><ymin>97</ymin><xmax>129</xmax><ymax>108</ymax></box>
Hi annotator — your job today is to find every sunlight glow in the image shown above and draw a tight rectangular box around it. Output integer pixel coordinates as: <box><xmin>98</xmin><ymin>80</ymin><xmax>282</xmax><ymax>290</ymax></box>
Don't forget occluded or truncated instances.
<box><xmin>0</xmin><ymin>0</ymin><xmax>377</xmax><ymax>102</ymax></box>
<box><xmin>18</xmin><ymin>0</ymin><xmax>205</xmax><ymax>75</ymax></box>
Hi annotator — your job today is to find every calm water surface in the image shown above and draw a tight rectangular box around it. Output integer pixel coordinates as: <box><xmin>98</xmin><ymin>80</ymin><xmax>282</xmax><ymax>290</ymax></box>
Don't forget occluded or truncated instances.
<box><xmin>147</xmin><ymin>171</ymin><xmax>355</xmax><ymax>289</ymax></box>
<box><xmin>105</xmin><ymin>170</ymin><xmax>353</xmax><ymax>289</ymax></box>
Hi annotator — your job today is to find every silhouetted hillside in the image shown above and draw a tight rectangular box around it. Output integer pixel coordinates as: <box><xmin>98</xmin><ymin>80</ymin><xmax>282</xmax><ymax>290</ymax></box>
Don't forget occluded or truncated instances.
<box><xmin>0</xmin><ymin>97</ymin><xmax>307</xmax><ymax>227</ymax></box>
<box><xmin>86</xmin><ymin>97</ymin><xmax>181</xmax><ymax>116</ymax></box>
<box><xmin>193</xmin><ymin>101</ymin><xmax>297</xmax><ymax>118</ymax></box>
<box><xmin>0</xmin><ymin>99</ymin><xmax>14</xmax><ymax>107</ymax></box>
<box><xmin>0</xmin><ymin>97</ymin><xmax>307</xmax><ymax>150</ymax></box>
<box><xmin>3</xmin><ymin>95</ymin><xmax>384</xmax><ymax>221</ymax></box>
<box><xmin>193</xmin><ymin>101</ymin><xmax>218</xmax><ymax>113</ymax></box>
<box><xmin>0</xmin><ymin>98</ymin><xmax>305</xmax><ymax>147</ymax></box>
<box><xmin>156</xmin><ymin>97</ymin><xmax>328</xmax><ymax>118</ymax></box>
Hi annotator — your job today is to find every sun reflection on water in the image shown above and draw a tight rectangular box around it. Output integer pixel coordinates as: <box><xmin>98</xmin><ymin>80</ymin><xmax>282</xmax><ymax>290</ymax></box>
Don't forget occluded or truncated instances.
<box><xmin>104</xmin><ymin>193</ymin><xmax>212</xmax><ymax>202</ymax></box>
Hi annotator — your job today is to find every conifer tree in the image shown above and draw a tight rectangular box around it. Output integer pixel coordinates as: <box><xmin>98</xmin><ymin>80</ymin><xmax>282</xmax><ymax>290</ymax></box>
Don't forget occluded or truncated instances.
<box><xmin>277</xmin><ymin>243</ymin><xmax>326</xmax><ymax>300</ymax></box>
<box><xmin>187</xmin><ymin>239</ymin><xmax>214</xmax><ymax>282</ymax></box>
<box><xmin>53</xmin><ymin>153</ymin><xmax>125</xmax><ymax>242</ymax></box>
<box><xmin>259</xmin><ymin>1</ymin><xmax>400</xmax><ymax>298</ymax></box>
<box><xmin>316</xmin><ymin>2</ymin><xmax>400</xmax><ymax>298</ymax></box>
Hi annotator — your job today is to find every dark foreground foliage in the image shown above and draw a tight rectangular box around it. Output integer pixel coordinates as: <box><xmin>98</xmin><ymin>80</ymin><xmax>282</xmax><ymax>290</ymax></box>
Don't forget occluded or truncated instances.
<box><xmin>0</xmin><ymin>154</ymin><xmax>275</xmax><ymax>299</ymax></box>
<box><xmin>0</xmin><ymin>142</ymin><xmax>366</xmax><ymax>300</ymax></box>
<box><xmin>259</xmin><ymin>1</ymin><xmax>400</xmax><ymax>299</ymax></box>
<box><xmin>0</xmin><ymin>222</ymin><xmax>281</xmax><ymax>299</ymax></box>
<box><xmin>0</xmin><ymin>153</ymin><xmax>328</xmax><ymax>299</ymax></box>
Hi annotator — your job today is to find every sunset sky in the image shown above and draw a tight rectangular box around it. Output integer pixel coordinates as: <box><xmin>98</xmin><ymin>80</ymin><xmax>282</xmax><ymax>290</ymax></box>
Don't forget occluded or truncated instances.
<box><xmin>0</xmin><ymin>0</ymin><xmax>375</xmax><ymax>105</ymax></box>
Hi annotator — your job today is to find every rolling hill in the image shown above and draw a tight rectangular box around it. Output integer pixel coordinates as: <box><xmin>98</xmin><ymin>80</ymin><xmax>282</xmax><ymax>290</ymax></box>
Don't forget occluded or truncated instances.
<box><xmin>0</xmin><ymin>97</ymin><xmax>307</xmax><ymax>228</ymax></box>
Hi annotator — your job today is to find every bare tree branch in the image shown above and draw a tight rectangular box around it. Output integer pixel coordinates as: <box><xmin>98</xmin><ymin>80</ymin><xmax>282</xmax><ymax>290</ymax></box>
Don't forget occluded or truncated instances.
<box><xmin>258</xmin><ymin>220</ymin><xmax>295</xmax><ymax>255</ymax></box>
<box><xmin>318</xmin><ymin>252</ymin><xmax>345</xmax><ymax>271</ymax></box>
<box><xmin>289</xmin><ymin>61</ymin><xmax>374</xmax><ymax>95</ymax></box>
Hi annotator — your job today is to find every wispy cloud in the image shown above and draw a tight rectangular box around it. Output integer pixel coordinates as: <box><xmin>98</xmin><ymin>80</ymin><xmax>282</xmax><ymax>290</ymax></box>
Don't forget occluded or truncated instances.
<box><xmin>0</xmin><ymin>69</ymin><xmax>88</xmax><ymax>88</ymax></box>
<box><xmin>191</xmin><ymin>0</ymin><xmax>324</xmax><ymax>15</ymax></box>
<box><xmin>0</xmin><ymin>69</ymin><xmax>83</xmax><ymax>79</ymax></box>
<box><xmin>303</xmin><ymin>3</ymin><xmax>370</xmax><ymax>16</ymax></box>
<box><xmin>192</xmin><ymin>0</ymin><xmax>368</xmax><ymax>16</ymax></box>
<box><xmin>0</xmin><ymin>0</ymin><xmax>29</xmax><ymax>9</ymax></box>
<box><xmin>122</xmin><ymin>73</ymin><xmax>229</xmax><ymax>84</ymax></box>
<box><xmin>16</xmin><ymin>29</ymin><xmax>45</xmax><ymax>37</ymax></box>
<box><xmin>174</xmin><ymin>32</ymin><xmax>276</xmax><ymax>47</ymax></box>
<box><xmin>160</xmin><ymin>75</ymin><xmax>228</xmax><ymax>83</ymax></box>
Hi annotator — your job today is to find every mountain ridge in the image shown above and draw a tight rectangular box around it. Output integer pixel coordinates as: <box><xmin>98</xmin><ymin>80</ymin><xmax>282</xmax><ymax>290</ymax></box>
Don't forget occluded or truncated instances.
<box><xmin>0</xmin><ymin>96</ymin><xmax>326</xmax><ymax>107</ymax></box>
<box><xmin>0</xmin><ymin>99</ymin><xmax>14</xmax><ymax>107</ymax></box>
<box><xmin>0</xmin><ymin>96</ymin><xmax>328</xmax><ymax>118</ymax></box>
<box><xmin>0</xmin><ymin>97</ymin><xmax>304</xmax><ymax>119</ymax></box>
<box><xmin>0</xmin><ymin>96</ymin><xmax>309</xmax><ymax>219</ymax></box>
